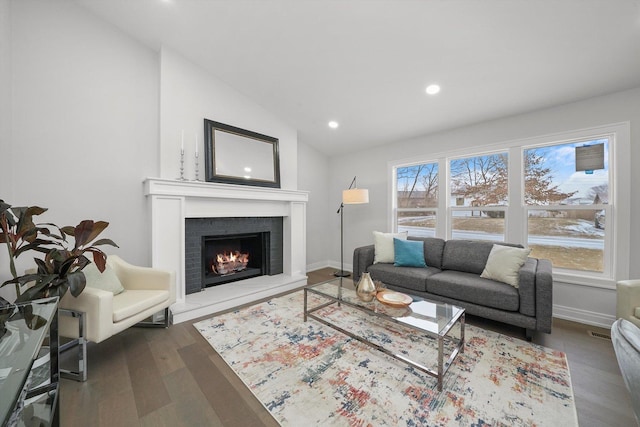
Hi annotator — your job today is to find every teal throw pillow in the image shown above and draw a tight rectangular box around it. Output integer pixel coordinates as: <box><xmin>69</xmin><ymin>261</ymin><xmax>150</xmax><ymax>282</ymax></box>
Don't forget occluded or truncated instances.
<box><xmin>393</xmin><ymin>238</ymin><xmax>427</xmax><ymax>268</ymax></box>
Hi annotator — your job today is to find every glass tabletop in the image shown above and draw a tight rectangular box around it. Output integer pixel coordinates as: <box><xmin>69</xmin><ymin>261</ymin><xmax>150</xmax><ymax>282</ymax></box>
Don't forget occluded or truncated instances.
<box><xmin>306</xmin><ymin>278</ymin><xmax>464</xmax><ymax>337</ymax></box>
<box><xmin>0</xmin><ymin>297</ymin><xmax>59</xmax><ymax>426</ymax></box>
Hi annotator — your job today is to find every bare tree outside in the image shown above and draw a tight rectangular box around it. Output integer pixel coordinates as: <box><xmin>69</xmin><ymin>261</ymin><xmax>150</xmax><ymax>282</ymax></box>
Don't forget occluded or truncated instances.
<box><xmin>450</xmin><ymin>153</ymin><xmax>508</xmax><ymax>206</ymax></box>
<box><xmin>397</xmin><ymin>163</ymin><xmax>438</xmax><ymax>208</ymax></box>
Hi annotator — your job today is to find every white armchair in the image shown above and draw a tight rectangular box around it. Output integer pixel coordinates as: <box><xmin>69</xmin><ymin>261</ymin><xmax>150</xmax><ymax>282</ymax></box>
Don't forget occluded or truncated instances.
<box><xmin>617</xmin><ymin>280</ymin><xmax>640</xmax><ymax>329</ymax></box>
<box><xmin>58</xmin><ymin>255</ymin><xmax>176</xmax><ymax>380</ymax></box>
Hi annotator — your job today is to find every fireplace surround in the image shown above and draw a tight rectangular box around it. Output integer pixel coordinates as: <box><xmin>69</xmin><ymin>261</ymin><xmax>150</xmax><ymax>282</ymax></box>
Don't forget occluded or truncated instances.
<box><xmin>144</xmin><ymin>178</ymin><xmax>308</xmax><ymax>323</ymax></box>
<box><xmin>185</xmin><ymin>217</ymin><xmax>284</xmax><ymax>292</ymax></box>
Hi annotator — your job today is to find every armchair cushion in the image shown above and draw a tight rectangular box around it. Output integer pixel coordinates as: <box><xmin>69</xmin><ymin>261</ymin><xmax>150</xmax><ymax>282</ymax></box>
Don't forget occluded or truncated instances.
<box><xmin>112</xmin><ymin>290</ymin><xmax>170</xmax><ymax>322</ymax></box>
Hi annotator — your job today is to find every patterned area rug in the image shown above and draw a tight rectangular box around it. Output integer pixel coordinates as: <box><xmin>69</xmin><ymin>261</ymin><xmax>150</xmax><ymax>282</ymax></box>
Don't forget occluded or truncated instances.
<box><xmin>194</xmin><ymin>290</ymin><xmax>578</xmax><ymax>426</ymax></box>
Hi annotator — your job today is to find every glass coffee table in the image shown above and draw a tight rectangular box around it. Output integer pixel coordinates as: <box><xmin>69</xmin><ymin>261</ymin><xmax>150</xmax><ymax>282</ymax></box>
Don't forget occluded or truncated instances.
<box><xmin>304</xmin><ymin>278</ymin><xmax>465</xmax><ymax>391</ymax></box>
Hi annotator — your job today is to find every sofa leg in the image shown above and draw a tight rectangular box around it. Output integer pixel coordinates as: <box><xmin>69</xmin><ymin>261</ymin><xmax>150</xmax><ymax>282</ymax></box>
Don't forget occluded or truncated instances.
<box><xmin>58</xmin><ymin>308</ymin><xmax>88</xmax><ymax>382</ymax></box>
<box><xmin>525</xmin><ymin>328</ymin><xmax>534</xmax><ymax>342</ymax></box>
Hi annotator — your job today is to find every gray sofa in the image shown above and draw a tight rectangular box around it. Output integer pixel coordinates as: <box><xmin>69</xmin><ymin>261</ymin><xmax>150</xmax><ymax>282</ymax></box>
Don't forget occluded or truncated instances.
<box><xmin>353</xmin><ymin>237</ymin><xmax>553</xmax><ymax>339</ymax></box>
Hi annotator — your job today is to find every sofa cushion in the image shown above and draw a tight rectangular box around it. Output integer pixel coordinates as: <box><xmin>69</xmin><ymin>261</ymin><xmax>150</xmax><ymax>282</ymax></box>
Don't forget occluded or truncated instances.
<box><xmin>112</xmin><ymin>290</ymin><xmax>169</xmax><ymax>322</ymax></box>
<box><xmin>442</xmin><ymin>240</ymin><xmax>523</xmax><ymax>275</ymax></box>
<box><xmin>408</xmin><ymin>237</ymin><xmax>445</xmax><ymax>269</ymax></box>
<box><xmin>427</xmin><ymin>270</ymin><xmax>520</xmax><ymax>311</ymax></box>
<box><xmin>393</xmin><ymin>238</ymin><xmax>426</xmax><ymax>267</ymax></box>
<box><xmin>373</xmin><ymin>231</ymin><xmax>408</xmax><ymax>263</ymax></box>
<box><xmin>480</xmin><ymin>244</ymin><xmax>531</xmax><ymax>288</ymax></box>
<box><xmin>367</xmin><ymin>263</ymin><xmax>441</xmax><ymax>293</ymax></box>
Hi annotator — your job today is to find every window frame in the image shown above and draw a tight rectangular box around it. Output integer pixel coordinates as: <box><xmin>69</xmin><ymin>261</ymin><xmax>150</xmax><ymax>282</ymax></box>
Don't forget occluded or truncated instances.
<box><xmin>521</xmin><ymin>134</ymin><xmax>614</xmax><ymax>280</ymax></box>
<box><xmin>393</xmin><ymin>160</ymin><xmax>440</xmax><ymax>238</ymax></box>
<box><xmin>388</xmin><ymin>122</ymin><xmax>630</xmax><ymax>289</ymax></box>
<box><xmin>448</xmin><ymin>150</ymin><xmax>510</xmax><ymax>242</ymax></box>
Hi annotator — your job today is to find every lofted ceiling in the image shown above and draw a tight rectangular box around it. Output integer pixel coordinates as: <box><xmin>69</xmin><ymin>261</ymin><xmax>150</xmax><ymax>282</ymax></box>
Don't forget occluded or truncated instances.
<box><xmin>75</xmin><ymin>0</ymin><xmax>640</xmax><ymax>156</ymax></box>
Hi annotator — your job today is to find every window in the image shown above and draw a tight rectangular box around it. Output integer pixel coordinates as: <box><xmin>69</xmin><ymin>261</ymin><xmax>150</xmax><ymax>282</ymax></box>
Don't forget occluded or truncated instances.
<box><xmin>449</xmin><ymin>153</ymin><xmax>508</xmax><ymax>242</ymax></box>
<box><xmin>395</xmin><ymin>163</ymin><xmax>438</xmax><ymax>237</ymax></box>
<box><xmin>524</xmin><ymin>138</ymin><xmax>609</xmax><ymax>273</ymax></box>
<box><xmin>390</xmin><ymin>123</ymin><xmax>627</xmax><ymax>284</ymax></box>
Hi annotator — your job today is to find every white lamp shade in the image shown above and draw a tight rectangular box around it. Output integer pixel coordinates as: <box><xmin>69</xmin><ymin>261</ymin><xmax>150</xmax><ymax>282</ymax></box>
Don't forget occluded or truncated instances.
<box><xmin>343</xmin><ymin>188</ymin><xmax>369</xmax><ymax>204</ymax></box>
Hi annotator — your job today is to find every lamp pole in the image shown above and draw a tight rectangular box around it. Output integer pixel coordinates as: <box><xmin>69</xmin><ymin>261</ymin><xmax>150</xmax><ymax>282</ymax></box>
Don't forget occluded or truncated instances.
<box><xmin>334</xmin><ymin>176</ymin><xmax>368</xmax><ymax>279</ymax></box>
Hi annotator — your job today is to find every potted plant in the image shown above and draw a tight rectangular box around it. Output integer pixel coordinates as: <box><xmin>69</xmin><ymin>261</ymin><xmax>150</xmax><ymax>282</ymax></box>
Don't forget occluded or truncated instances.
<box><xmin>0</xmin><ymin>199</ymin><xmax>118</xmax><ymax>303</ymax></box>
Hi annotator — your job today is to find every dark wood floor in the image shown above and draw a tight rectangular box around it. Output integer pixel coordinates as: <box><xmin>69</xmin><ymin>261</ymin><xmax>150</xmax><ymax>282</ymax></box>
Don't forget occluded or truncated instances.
<box><xmin>60</xmin><ymin>268</ymin><xmax>636</xmax><ymax>426</ymax></box>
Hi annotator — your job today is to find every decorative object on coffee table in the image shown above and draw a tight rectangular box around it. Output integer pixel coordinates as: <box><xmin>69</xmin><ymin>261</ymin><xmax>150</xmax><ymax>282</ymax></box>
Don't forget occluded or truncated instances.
<box><xmin>355</xmin><ymin>271</ymin><xmax>376</xmax><ymax>302</ymax></box>
<box><xmin>377</xmin><ymin>290</ymin><xmax>412</xmax><ymax>307</ymax></box>
<box><xmin>334</xmin><ymin>176</ymin><xmax>369</xmax><ymax>278</ymax></box>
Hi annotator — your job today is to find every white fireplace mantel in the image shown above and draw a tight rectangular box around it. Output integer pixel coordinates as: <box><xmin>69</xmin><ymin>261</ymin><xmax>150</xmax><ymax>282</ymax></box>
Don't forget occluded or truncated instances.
<box><xmin>144</xmin><ymin>178</ymin><xmax>309</xmax><ymax>323</ymax></box>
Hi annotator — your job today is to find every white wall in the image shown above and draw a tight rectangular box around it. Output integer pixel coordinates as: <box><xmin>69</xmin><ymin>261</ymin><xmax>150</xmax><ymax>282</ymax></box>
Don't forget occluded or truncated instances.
<box><xmin>1</xmin><ymin>1</ymin><xmax>302</xmax><ymax>304</ymax></box>
<box><xmin>297</xmin><ymin>142</ymin><xmax>330</xmax><ymax>270</ymax></box>
<box><xmin>3</xmin><ymin>0</ymin><xmax>159</xmax><ymax>287</ymax></box>
<box><xmin>159</xmin><ymin>48</ymin><xmax>298</xmax><ymax>189</ymax></box>
<box><xmin>330</xmin><ymin>87</ymin><xmax>640</xmax><ymax>327</ymax></box>
<box><xmin>0</xmin><ymin>0</ymin><xmax>11</xmax><ymax>198</ymax></box>
<box><xmin>0</xmin><ymin>0</ymin><xmax>11</xmax><ymax>299</ymax></box>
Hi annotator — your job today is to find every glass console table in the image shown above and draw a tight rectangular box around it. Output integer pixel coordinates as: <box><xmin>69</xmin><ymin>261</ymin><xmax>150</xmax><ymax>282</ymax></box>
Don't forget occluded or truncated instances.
<box><xmin>0</xmin><ymin>297</ymin><xmax>59</xmax><ymax>427</ymax></box>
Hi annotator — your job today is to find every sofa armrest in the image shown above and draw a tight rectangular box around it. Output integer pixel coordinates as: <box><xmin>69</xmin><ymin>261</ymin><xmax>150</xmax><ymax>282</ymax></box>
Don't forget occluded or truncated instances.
<box><xmin>518</xmin><ymin>258</ymin><xmax>537</xmax><ymax>317</ymax></box>
<box><xmin>353</xmin><ymin>245</ymin><xmax>375</xmax><ymax>283</ymax></box>
<box><xmin>59</xmin><ymin>286</ymin><xmax>114</xmax><ymax>343</ymax></box>
<box><xmin>534</xmin><ymin>258</ymin><xmax>553</xmax><ymax>333</ymax></box>
<box><xmin>617</xmin><ymin>280</ymin><xmax>640</xmax><ymax>322</ymax></box>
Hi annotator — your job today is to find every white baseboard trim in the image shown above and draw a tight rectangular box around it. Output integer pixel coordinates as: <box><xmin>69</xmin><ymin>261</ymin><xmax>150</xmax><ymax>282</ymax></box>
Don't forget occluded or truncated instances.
<box><xmin>307</xmin><ymin>260</ymin><xmax>354</xmax><ymax>274</ymax></box>
<box><xmin>306</xmin><ymin>260</ymin><xmax>331</xmax><ymax>272</ymax></box>
<box><xmin>553</xmin><ymin>304</ymin><xmax>616</xmax><ymax>329</ymax></box>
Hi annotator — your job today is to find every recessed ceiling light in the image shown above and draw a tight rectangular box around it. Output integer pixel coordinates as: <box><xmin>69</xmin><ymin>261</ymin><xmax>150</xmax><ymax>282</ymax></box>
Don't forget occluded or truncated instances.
<box><xmin>425</xmin><ymin>84</ymin><xmax>441</xmax><ymax>95</ymax></box>
<box><xmin>328</xmin><ymin>121</ymin><xmax>339</xmax><ymax>129</ymax></box>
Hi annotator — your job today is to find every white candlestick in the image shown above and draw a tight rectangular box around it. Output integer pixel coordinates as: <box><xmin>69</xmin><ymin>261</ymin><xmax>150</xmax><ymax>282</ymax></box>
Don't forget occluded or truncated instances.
<box><xmin>181</xmin><ymin>130</ymin><xmax>185</xmax><ymax>154</ymax></box>
<box><xmin>195</xmin><ymin>133</ymin><xmax>199</xmax><ymax>158</ymax></box>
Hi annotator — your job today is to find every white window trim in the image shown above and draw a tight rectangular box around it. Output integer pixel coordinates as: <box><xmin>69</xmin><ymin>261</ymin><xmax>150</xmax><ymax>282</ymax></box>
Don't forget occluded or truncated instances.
<box><xmin>388</xmin><ymin>122</ymin><xmax>630</xmax><ymax>289</ymax></box>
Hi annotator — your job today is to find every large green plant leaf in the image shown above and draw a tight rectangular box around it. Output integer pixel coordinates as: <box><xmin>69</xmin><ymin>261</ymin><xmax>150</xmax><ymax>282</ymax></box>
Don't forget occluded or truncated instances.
<box><xmin>73</xmin><ymin>220</ymin><xmax>109</xmax><ymax>250</ymax></box>
<box><xmin>66</xmin><ymin>271</ymin><xmax>86</xmax><ymax>297</ymax></box>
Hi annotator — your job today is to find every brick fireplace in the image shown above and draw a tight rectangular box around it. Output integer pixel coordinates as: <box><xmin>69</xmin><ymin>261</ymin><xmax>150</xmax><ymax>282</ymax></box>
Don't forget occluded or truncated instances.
<box><xmin>144</xmin><ymin>178</ymin><xmax>308</xmax><ymax>323</ymax></box>
<box><xmin>185</xmin><ymin>217</ymin><xmax>284</xmax><ymax>292</ymax></box>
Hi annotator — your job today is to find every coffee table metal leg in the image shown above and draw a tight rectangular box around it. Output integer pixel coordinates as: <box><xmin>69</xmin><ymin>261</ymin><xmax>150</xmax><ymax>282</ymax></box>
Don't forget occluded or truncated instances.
<box><xmin>303</xmin><ymin>288</ymin><xmax>308</xmax><ymax>322</ymax></box>
<box><xmin>460</xmin><ymin>313</ymin><xmax>465</xmax><ymax>353</ymax></box>
<box><xmin>438</xmin><ymin>336</ymin><xmax>444</xmax><ymax>391</ymax></box>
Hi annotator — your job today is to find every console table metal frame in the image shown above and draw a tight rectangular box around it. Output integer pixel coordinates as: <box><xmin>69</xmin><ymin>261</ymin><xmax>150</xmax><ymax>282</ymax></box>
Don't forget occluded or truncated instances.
<box><xmin>304</xmin><ymin>279</ymin><xmax>465</xmax><ymax>391</ymax></box>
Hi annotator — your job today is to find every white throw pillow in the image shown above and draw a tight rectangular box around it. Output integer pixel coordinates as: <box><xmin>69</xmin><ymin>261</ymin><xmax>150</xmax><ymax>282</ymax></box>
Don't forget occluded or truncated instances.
<box><xmin>83</xmin><ymin>262</ymin><xmax>125</xmax><ymax>295</ymax></box>
<box><xmin>373</xmin><ymin>231</ymin><xmax>408</xmax><ymax>264</ymax></box>
<box><xmin>480</xmin><ymin>244</ymin><xmax>531</xmax><ymax>288</ymax></box>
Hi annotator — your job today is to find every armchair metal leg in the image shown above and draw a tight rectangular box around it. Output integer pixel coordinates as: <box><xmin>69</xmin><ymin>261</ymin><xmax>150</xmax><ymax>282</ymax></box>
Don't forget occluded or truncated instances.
<box><xmin>135</xmin><ymin>307</ymin><xmax>172</xmax><ymax>328</ymax></box>
<box><xmin>58</xmin><ymin>308</ymin><xmax>87</xmax><ymax>382</ymax></box>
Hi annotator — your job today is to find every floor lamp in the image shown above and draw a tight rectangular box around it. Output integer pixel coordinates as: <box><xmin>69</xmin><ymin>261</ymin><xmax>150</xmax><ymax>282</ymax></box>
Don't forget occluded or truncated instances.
<box><xmin>334</xmin><ymin>176</ymin><xmax>369</xmax><ymax>277</ymax></box>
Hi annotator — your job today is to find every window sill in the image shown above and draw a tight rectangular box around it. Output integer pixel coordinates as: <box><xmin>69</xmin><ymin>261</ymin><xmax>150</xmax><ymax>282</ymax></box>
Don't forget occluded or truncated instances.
<box><xmin>552</xmin><ymin>271</ymin><xmax>616</xmax><ymax>290</ymax></box>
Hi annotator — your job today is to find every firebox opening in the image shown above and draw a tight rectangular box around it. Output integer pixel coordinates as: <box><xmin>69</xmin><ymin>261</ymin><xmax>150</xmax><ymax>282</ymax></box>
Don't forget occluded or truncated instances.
<box><xmin>202</xmin><ymin>232</ymin><xmax>269</xmax><ymax>287</ymax></box>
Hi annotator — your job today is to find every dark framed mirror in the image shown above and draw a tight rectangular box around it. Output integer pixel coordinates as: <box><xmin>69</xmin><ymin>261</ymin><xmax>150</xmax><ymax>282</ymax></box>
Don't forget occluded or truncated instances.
<box><xmin>204</xmin><ymin>119</ymin><xmax>280</xmax><ymax>188</ymax></box>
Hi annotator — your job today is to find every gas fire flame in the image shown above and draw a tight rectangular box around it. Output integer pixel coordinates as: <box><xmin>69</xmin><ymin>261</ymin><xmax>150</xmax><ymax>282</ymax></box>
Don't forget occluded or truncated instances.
<box><xmin>211</xmin><ymin>251</ymin><xmax>249</xmax><ymax>275</ymax></box>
